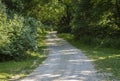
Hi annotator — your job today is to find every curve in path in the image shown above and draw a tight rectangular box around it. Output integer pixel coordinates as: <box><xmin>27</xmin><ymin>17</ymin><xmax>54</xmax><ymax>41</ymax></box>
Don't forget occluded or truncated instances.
<box><xmin>21</xmin><ymin>31</ymin><xmax>103</xmax><ymax>81</ymax></box>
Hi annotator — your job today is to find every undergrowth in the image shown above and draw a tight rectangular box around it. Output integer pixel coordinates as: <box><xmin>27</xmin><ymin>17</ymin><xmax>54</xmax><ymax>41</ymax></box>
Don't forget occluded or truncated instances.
<box><xmin>0</xmin><ymin>33</ymin><xmax>47</xmax><ymax>81</ymax></box>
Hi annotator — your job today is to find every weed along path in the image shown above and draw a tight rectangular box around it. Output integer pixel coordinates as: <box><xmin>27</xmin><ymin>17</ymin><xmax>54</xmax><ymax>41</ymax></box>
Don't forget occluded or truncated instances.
<box><xmin>21</xmin><ymin>31</ymin><xmax>104</xmax><ymax>81</ymax></box>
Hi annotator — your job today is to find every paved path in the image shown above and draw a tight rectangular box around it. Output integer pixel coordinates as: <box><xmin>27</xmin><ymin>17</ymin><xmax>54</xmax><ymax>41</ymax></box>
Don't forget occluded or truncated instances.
<box><xmin>21</xmin><ymin>31</ymin><xmax>103</xmax><ymax>81</ymax></box>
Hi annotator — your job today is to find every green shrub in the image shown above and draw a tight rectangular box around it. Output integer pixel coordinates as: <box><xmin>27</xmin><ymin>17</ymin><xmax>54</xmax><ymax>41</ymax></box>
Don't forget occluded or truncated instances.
<box><xmin>0</xmin><ymin>1</ymin><xmax>46</xmax><ymax>61</ymax></box>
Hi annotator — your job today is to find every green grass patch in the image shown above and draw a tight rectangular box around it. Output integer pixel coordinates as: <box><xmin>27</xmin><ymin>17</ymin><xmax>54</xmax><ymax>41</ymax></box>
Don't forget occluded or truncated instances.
<box><xmin>0</xmin><ymin>33</ymin><xmax>47</xmax><ymax>81</ymax></box>
<box><xmin>59</xmin><ymin>33</ymin><xmax>120</xmax><ymax>80</ymax></box>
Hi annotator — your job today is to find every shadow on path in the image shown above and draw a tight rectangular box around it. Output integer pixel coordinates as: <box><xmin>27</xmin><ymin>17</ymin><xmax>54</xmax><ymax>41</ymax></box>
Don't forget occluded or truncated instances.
<box><xmin>20</xmin><ymin>31</ymin><xmax>104</xmax><ymax>81</ymax></box>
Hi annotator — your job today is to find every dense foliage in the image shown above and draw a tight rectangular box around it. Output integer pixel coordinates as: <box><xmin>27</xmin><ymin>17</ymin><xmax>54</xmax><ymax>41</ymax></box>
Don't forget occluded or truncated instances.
<box><xmin>71</xmin><ymin>0</ymin><xmax>120</xmax><ymax>38</ymax></box>
<box><xmin>70</xmin><ymin>0</ymin><xmax>120</xmax><ymax>48</ymax></box>
<box><xmin>54</xmin><ymin>0</ymin><xmax>120</xmax><ymax>48</ymax></box>
<box><xmin>0</xmin><ymin>0</ymin><xmax>45</xmax><ymax>61</ymax></box>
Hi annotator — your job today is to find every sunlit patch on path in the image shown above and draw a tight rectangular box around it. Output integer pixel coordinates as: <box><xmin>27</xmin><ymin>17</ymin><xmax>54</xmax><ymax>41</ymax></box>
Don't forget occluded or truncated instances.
<box><xmin>20</xmin><ymin>31</ymin><xmax>105</xmax><ymax>81</ymax></box>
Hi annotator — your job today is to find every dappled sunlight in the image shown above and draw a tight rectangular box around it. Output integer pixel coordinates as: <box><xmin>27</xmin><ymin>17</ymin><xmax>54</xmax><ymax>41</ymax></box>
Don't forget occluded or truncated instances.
<box><xmin>60</xmin><ymin>49</ymin><xmax>78</xmax><ymax>55</ymax></box>
<box><xmin>69</xmin><ymin>59</ymin><xmax>92</xmax><ymax>62</ymax></box>
<box><xmin>21</xmin><ymin>69</ymin><xmax>98</xmax><ymax>81</ymax></box>
<box><xmin>0</xmin><ymin>73</ymin><xmax>10</xmax><ymax>79</ymax></box>
<box><xmin>0</xmin><ymin>73</ymin><xmax>26</xmax><ymax>81</ymax></box>
<box><xmin>46</xmin><ymin>37</ymin><xmax>62</xmax><ymax>46</ymax></box>
<box><xmin>46</xmin><ymin>42</ymin><xmax>57</xmax><ymax>46</ymax></box>
<box><xmin>41</xmin><ymin>74</ymin><xmax>61</xmax><ymax>77</ymax></box>
<box><xmin>0</xmin><ymin>0</ymin><xmax>120</xmax><ymax>80</ymax></box>
<box><xmin>92</xmin><ymin>52</ymin><xmax>120</xmax><ymax>79</ymax></box>
<box><xmin>94</xmin><ymin>54</ymin><xmax>120</xmax><ymax>61</ymax></box>
<box><xmin>21</xmin><ymin>79</ymin><xmax>36</xmax><ymax>81</ymax></box>
<box><xmin>20</xmin><ymin>47</ymin><xmax>100</xmax><ymax>81</ymax></box>
<box><xmin>20</xmin><ymin>31</ymin><xmax>103</xmax><ymax>81</ymax></box>
<box><xmin>46</xmin><ymin>38</ymin><xmax>61</xmax><ymax>41</ymax></box>
<box><xmin>54</xmin><ymin>80</ymin><xmax>82</xmax><ymax>81</ymax></box>
<box><xmin>108</xmin><ymin>54</ymin><xmax>120</xmax><ymax>58</ymax></box>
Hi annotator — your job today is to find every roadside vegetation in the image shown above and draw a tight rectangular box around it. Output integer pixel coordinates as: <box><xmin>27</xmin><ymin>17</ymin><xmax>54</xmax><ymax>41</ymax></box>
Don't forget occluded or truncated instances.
<box><xmin>0</xmin><ymin>52</ymin><xmax>47</xmax><ymax>81</ymax></box>
<box><xmin>57</xmin><ymin>0</ymin><xmax>120</xmax><ymax>80</ymax></box>
<box><xmin>0</xmin><ymin>30</ymin><xmax>47</xmax><ymax>81</ymax></box>
<box><xmin>0</xmin><ymin>0</ymin><xmax>120</xmax><ymax>81</ymax></box>
<box><xmin>0</xmin><ymin>0</ymin><xmax>48</xmax><ymax>80</ymax></box>
<box><xmin>59</xmin><ymin>34</ymin><xmax>120</xmax><ymax>80</ymax></box>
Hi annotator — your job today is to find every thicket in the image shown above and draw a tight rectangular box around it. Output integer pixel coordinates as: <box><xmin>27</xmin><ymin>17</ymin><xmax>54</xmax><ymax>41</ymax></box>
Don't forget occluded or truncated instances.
<box><xmin>0</xmin><ymin>0</ymin><xmax>46</xmax><ymax>61</ymax></box>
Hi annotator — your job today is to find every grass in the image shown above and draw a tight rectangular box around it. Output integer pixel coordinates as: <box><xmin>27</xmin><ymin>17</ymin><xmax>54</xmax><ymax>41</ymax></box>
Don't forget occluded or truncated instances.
<box><xmin>0</xmin><ymin>33</ymin><xmax>47</xmax><ymax>81</ymax></box>
<box><xmin>59</xmin><ymin>33</ymin><xmax>120</xmax><ymax>80</ymax></box>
